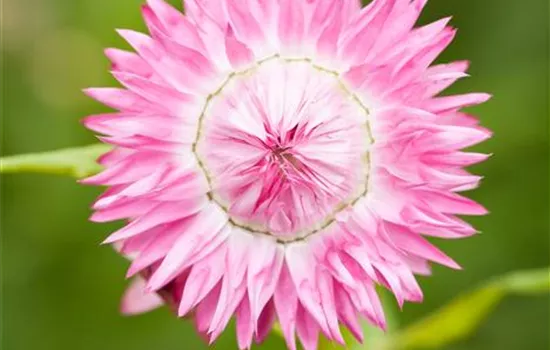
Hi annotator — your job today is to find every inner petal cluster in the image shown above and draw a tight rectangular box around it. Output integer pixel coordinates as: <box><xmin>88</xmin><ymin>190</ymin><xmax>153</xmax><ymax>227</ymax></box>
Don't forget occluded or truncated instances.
<box><xmin>195</xmin><ymin>57</ymin><xmax>372</xmax><ymax>240</ymax></box>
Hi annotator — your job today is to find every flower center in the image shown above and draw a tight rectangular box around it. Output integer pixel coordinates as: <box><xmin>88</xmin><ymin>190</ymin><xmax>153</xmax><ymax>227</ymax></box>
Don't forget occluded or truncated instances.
<box><xmin>194</xmin><ymin>56</ymin><xmax>373</xmax><ymax>242</ymax></box>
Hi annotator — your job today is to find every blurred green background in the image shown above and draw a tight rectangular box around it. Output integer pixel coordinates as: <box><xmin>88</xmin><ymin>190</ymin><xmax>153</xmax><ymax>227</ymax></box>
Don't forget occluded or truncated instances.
<box><xmin>2</xmin><ymin>0</ymin><xmax>548</xmax><ymax>349</ymax></box>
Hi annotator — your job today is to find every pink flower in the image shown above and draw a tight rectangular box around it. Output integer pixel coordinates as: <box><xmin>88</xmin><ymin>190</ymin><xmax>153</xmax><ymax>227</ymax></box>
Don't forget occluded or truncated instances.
<box><xmin>83</xmin><ymin>0</ymin><xmax>491</xmax><ymax>349</ymax></box>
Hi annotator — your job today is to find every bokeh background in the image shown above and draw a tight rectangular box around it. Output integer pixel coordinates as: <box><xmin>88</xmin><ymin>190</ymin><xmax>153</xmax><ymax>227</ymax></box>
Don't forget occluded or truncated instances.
<box><xmin>2</xmin><ymin>0</ymin><xmax>549</xmax><ymax>349</ymax></box>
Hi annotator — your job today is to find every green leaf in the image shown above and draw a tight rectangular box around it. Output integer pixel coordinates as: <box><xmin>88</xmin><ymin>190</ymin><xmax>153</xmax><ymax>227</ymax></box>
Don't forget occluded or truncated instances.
<box><xmin>392</xmin><ymin>267</ymin><xmax>550</xmax><ymax>350</ymax></box>
<box><xmin>0</xmin><ymin>144</ymin><xmax>110</xmax><ymax>178</ymax></box>
<box><xmin>498</xmin><ymin>268</ymin><xmax>550</xmax><ymax>294</ymax></box>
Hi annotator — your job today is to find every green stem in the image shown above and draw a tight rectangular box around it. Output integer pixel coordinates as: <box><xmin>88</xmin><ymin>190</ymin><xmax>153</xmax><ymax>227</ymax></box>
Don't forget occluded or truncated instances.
<box><xmin>1</xmin><ymin>144</ymin><xmax>110</xmax><ymax>178</ymax></box>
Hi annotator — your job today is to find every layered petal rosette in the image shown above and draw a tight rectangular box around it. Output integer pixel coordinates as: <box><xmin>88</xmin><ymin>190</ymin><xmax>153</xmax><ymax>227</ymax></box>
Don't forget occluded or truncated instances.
<box><xmin>83</xmin><ymin>0</ymin><xmax>491</xmax><ymax>349</ymax></box>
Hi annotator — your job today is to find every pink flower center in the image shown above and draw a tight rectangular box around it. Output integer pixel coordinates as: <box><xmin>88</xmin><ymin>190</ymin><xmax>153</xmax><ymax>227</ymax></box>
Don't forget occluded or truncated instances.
<box><xmin>194</xmin><ymin>57</ymin><xmax>373</xmax><ymax>241</ymax></box>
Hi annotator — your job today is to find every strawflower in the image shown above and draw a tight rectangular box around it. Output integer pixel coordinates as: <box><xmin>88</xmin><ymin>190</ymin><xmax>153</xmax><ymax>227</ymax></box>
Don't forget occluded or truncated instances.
<box><xmin>83</xmin><ymin>0</ymin><xmax>491</xmax><ymax>349</ymax></box>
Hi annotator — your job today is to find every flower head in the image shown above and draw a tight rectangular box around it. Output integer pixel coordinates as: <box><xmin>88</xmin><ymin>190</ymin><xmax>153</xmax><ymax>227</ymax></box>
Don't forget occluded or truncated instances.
<box><xmin>83</xmin><ymin>0</ymin><xmax>491</xmax><ymax>349</ymax></box>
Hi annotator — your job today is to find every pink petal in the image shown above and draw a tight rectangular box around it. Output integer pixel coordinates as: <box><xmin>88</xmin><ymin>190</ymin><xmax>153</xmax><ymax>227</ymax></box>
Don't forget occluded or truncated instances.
<box><xmin>120</xmin><ymin>277</ymin><xmax>163</xmax><ymax>315</ymax></box>
<box><xmin>146</xmin><ymin>0</ymin><xmax>206</xmax><ymax>51</ymax></box>
<box><xmin>111</xmin><ymin>71</ymin><xmax>192</xmax><ymax>116</ymax></box>
<box><xmin>83</xmin><ymin>88</ymin><xmax>162</xmax><ymax>113</ymax></box>
<box><xmin>103</xmin><ymin>200</ymin><xmax>206</xmax><ymax>244</ymax></box>
<box><xmin>247</xmin><ymin>236</ymin><xmax>284</xmax><ymax>329</ymax></box>
<box><xmin>105</xmin><ymin>48</ymin><xmax>153</xmax><ymax>77</ymax></box>
<box><xmin>278</xmin><ymin>0</ymin><xmax>305</xmax><ymax>51</ymax></box>
<box><xmin>255</xmin><ymin>300</ymin><xmax>277</xmax><ymax>344</ymax></box>
<box><xmin>295</xmin><ymin>304</ymin><xmax>320</xmax><ymax>350</ymax></box>
<box><xmin>207</xmin><ymin>229</ymin><xmax>253</xmax><ymax>341</ymax></box>
<box><xmin>195</xmin><ymin>283</ymin><xmax>222</xmax><ymax>335</ymax></box>
<box><xmin>334</xmin><ymin>283</ymin><xmax>363</xmax><ymax>343</ymax></box>
<box><xmin>224</xmin><ymin>25</ymin><xmax>255</xmax><ymax>68</ymax></box>
<box><xmin>236</xmin><ymin>295</ymin><xmax>254</xmax><ymax>350</ymax></box>
<box><xmin>286</xmin><ymin>242</ymin><xmax>331</xmax><ymax>337</ymax></box>
<box><xmin>428</xmin><ymin>93</ymin><xmax>492</xmax><ymax>113</ymax></box>
<box><xmin>146</xmin><ymin>205</ymin><xmax>228</xmax><ymax>290</ymax></box>
<box><xmin>388</xmin><ymin>223</ymin><xmax>461</xmax><ymax>269</ymax></box>
<box><xmin>178</xmin><ymin>245</ymin><xmax>227</xmax><ymax>316</ymax></box>
<box><xmin>274</xmin><ymin>264</ymin><xmax>298</xmax><ymax>350</ymax></box>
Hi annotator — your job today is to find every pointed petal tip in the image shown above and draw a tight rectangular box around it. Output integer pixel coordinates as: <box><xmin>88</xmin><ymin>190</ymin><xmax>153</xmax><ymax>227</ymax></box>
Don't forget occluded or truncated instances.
<box><xmin>115</xmin><ymin>28</ymin><xmax>145</xmax><ymax>44</ymax></box>
<box><xmin>177</xmin><ymin>304</ymin><xmax>191</xmax><ymax>318</ymax></box>
<box><xmin>448</xmin><ymin>259</ymin><xmax>462</xmax><ymax>270</ymax></box>
<box><xmin>77</xmin><ymin>177</ymin><xmax>91</xmax><ymax>185</ymax></box>
<box><xmin>89</xmin><ymin>212</ymin><xmax>106</xmax><ymax>223</ymax></box>
<box><xmin>397</xmin><ymin>298</ymin><xmax>405</xmax><ymax>310</ymax></box>
<box><xmin>207</xmin><ymin>337</ymin><xmax>216</xmax><ymax>346</ymax></box>
<box><xmin>456</xmin><ymin>59</ymin><xmax>471</xmax><ymax>70</ymax></box>
<box><xmin>101</xmin><ymin>230</ymin><xmax>128</xmax><ymax>244</ymax></box>
<box><xmin>286</xmin><ymin>339</ymin><xmax>297</xmax><ymax>350</ymax></box>
<box><xmin>82</xmin><ymin>87</ymin><xmax>98</xmax><ymax>99</ymax></box>
<box><xmin>477</xmin><ymin>206</ymin><xmax>490</xmax><ymax>216</ymax></box>
<box><xmin>80</xmin><ymin>115</ymin><xmax>94</xmax><ymax>127</ymax></box>
<box><xmin>101</xmin><ymin>236</ymin><xmax>116</xmax><ymax>245</ymax></box>
<box><xmin>115</xmin><ymin>28</ymin><xmax>128</xmax><ymax>36</ymax></box>
<box><xmin>82</xmin><ymin>88</ymin><xmax>124</xmax><ymax>110</ymax></box>
<box><xmin>348</xmin><ymin>326</ymin><xmax>364</xmax><ymax>344</ymax></box>
<box><xmin>109</xmin><ymin>70</ymin><xmax>122</xmax><ymax>79</ymax></box>
<box><xmin>97</xmin><ymin>136</ymin><xmax>118</xmax><ymax>146</ymax></box>
<box><xmin>104</xmin><ymin>47</ymin><xmax>116</xmax><ymax>57</ymax></box>
<box><xmin>334</xmin><ymin>335</ymin><xmax>346</xmax><ymax>346</ymax></box>
<box><xmin>436</xmin><ymin>250</ymin><xmax>462</xmax><ymax>270</ymax></box>
<box><xmin>438</xmin><ymin>16</ymin><xmax>454</xmax><ymax>27</ymax></box>
<box><xmin>377</xmin><ymin>318</ymin><xmax>388</xmax><ymax>332</ymax></box>
<box><xmin>408</xmin><ymin>291</ymin><xmax>424</xmax><ymax>303</ymax></box>
<box><xmin>103</xmin><ymin>47</ymin><xmax>125</xmax><ymax>64</ymax></box>
<box><xmin>466</xmin><ymin>93</ymin><xmax>493</xmax><ymax>107</ymax></box>
<box><xmin>126</xmin><ymin>267</ymin><xmax>140</xmax><ymax>279</ymax></box>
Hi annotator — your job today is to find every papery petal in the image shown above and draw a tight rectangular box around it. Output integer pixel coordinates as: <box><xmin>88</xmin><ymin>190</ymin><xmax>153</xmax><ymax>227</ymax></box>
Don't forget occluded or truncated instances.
<box><xmin>121</xmin><ymin>277</ymin><xmax>164</xmax><ymax>315</ymax></box>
